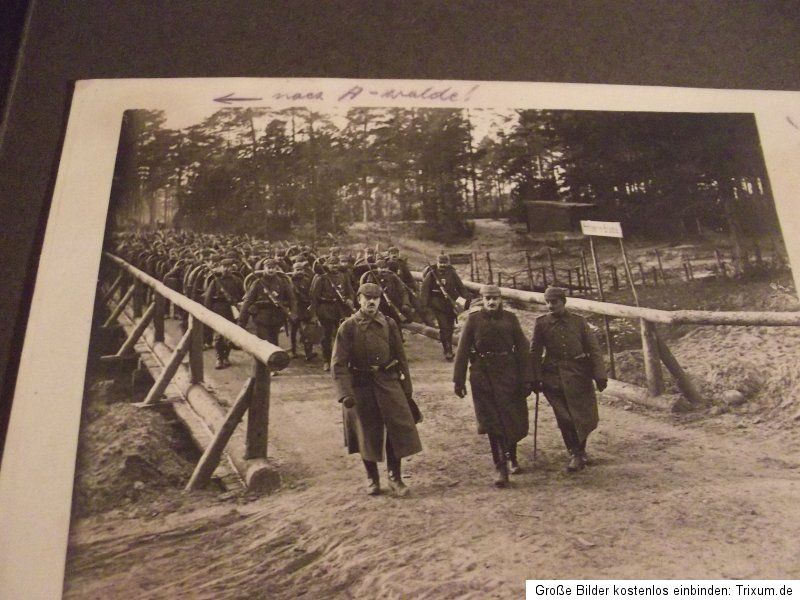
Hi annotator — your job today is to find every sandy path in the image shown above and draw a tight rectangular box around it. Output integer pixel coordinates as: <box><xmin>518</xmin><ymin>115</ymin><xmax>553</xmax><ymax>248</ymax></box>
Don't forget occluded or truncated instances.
<box><xmin>64</xmin><ymin>327</ymin><xmax>800</xmax><ymax>599</ymax></box>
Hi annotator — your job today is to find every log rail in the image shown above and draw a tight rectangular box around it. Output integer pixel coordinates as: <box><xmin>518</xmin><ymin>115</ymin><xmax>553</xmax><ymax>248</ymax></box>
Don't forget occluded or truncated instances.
<box><xmin>99</xmin><ymin>253</ymin><xmax>289</xmax><ymax>493</ymax></box>
<box><xmin>411</xmin><ymin>270</ymin><xmax>800</xmax><ymax>407</ymax></box>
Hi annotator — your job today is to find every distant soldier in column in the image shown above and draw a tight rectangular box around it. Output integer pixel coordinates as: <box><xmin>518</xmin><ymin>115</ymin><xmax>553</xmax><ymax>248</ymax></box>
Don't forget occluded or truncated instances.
<box><xmin>387</xmin><ymin>245</ymin><xmax>417</xmax><ymax>294</ymax></box>
<box><xmin>310</xmin><ymin>257</ymin><xmax>355</xmax><ymax>372</ymax></box>
<box><xmin>530</xmin><ymin>286</ymin><xmax>608</xmax><ymax>472</ymax></box>
<box><xmin>453</xmin><ymin>284</ymin><xmax>535</xmax><ymax>487</ymax></box>
<box><xmin>420</xmin><ymin>254</ymin><xmax>470</xmax><ymax>360</ymax></box>
<box><xmin>359</xmin><ymin>258</ymin><xmax>413</xmax><ymax>325</ymax></box>
<box><xmin>288</xmin><ymin>260</ymin><xmax>318</xmax><ymax>361</ymax></box>
<box><xmin>203</xmin><ymin>257</ymin><xmax>245</xmax><ymax>369</ymax></box>
<box><xmin>238</xmin><ymin>258</ymin><xmax>296</xmax><ymax>347</ymax></box>
<box><xmin>331</xmin><ymin>282</ymin><xmax>422</xmax><ymax>497</ymax></box>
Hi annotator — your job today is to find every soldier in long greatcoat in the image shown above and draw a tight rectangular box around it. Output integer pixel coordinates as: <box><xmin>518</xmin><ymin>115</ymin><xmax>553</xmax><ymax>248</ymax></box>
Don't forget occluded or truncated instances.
<box><xmin>331</xmin><ymin>283</ymin><xmax>422</xmax><ymax>497</ymax></box>
<box><xmin>530</xmin><ymin>286</ymin><xmax>608</xmax><ymax>472</ymax></box>
<box><xmin>454</xmin><ymin>284</ymin><xmax>534</xmax><ymax>487</ymax></box>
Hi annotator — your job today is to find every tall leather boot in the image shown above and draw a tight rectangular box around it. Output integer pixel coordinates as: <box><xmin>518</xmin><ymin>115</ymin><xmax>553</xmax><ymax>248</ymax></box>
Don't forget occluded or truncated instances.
<box><xmin>363</xmin><ymin>460</ymin><xmax>380</xmax><ymax>496</ymax></box>
<box><xmin>386</xmin><ymin>439</ymin><xmax>408</xmax><ymax>497</ymax></box>
<box><xmin>490</xmin><ymin>435</ymin><xmax>509</xmax><ymax>488</ymax></box>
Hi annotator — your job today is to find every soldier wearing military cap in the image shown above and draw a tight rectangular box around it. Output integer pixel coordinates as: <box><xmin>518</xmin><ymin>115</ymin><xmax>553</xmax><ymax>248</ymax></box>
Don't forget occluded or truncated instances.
<box><xmin>203</xmin><ymin>258</ymin><xmax>245</xmax><ymax>369</ymax></box>
<box><xmin>310</xmin><ymin>257</ymin><xmax>355</xmax><ymax>371</ymax></box>
<box><xmin>530</xmin><ymin>286</ymin><xmax>608</xmax><ymax>472</ymax></box>
<box><xmin>238</xmin><ymin>258</ymin><xmax>297</xmax><ymax>349</ymax></box>
<box><xmin>359</xmin><ymin>257</ymin><xmax>414</xmax><ymax>325</ymax></box>
<box><xmin>454</xmin><ymin>284</ymin><xmax>535</xmax><ymax>487</ymax></box>
<box><xmin>288</xmin><ymin>261</ymin><xmax>318</xmax><ymax>361</ymax></box>
<box><xmin>420</xmin><ymin>254</ymin><xmax>470</xmax><ymax>360</ymax></box>
<box><xmin>331</xmin><ymin>282</ymin><xmax>422</xmax><ymax>497</ymax></box>
<box><xmin>387</xmin><ymin>246</ymin><xmax>417</xmax><ymax>294</ymax></box>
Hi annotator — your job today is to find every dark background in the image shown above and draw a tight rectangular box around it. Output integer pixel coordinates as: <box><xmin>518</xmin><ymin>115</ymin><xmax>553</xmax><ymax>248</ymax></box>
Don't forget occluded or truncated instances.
<box><xmin>1</xmin><ymin>0</ymin><xmax>799</xmax><ymax>457</ymax></box>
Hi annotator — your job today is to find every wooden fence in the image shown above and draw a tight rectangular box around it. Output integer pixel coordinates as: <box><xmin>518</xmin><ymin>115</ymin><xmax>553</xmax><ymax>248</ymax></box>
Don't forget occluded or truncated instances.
<box><xmin>100</xmin><ymin>253</ymin><xmax>289</xmax><ymax>493</ymax></box>
<box><xmin>412</xmin><ymin>270</ymin><xmax>800</xmax><ymax>409</ymax></box>
<box><xmin>466</xmin><ymin>240</ymin><xmax>787</xmax><ymax>296</ymax></box>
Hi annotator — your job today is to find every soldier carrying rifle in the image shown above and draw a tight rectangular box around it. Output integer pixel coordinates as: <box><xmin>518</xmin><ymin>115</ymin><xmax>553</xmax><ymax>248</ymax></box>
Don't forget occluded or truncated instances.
<box><xmin>420</xmin><ymin>254</ymin><xmax>471</xmax><ymax>360</ymax></box>
<box><xmin>203</xmin><ymin>256</ymin><xmax>245</xmax><ymax>370</ymax></box>
<box><xmin>310</xmin><ymin>256</ymin><xmax>355</xmax><ymax>372</ymax></box>
<box><xmin>238</xmin><ymin>258</ymin><xmax>297</xmax><ymax>348</ymax></box>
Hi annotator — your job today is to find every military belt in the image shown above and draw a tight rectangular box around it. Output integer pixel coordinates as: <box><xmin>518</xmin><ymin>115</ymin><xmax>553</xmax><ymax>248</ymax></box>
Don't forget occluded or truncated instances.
<box><xmin>350</xmin><ymin>359</ymin><xmax>399</xmax><ymax>374</ymax></box>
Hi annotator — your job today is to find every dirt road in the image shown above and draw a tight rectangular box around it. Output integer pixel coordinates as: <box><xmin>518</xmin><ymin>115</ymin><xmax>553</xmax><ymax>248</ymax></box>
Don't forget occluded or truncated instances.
<box><xmin>64</xmin><ymin>329</ymin><xmax>800</xmax><ymax>598</ymax></box>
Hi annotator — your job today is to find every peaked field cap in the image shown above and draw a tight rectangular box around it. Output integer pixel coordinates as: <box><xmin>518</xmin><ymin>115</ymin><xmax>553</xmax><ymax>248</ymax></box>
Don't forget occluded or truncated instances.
<box><xmin>544</xmin><ymin>286</ymin><xmax>567</xmax><ymax>300</ymax></box>
<box><xmin>437</xmin><ymin>254</ymin><xmax>450</xmax><ymax>263</ymax></box>
<box><xmin>480</xmin><ymin>284</ymin><xmax>501</xmax><ymax>296</ymax></box>
<box><xmin>358</xmin><ymin>282</ymin><xmax>382</xmax><ymax>297</ymax></box>
<box><xmin>263</xmin><ymin>258</ymin><xmax>278</xmax><ymax>267</ymax></box>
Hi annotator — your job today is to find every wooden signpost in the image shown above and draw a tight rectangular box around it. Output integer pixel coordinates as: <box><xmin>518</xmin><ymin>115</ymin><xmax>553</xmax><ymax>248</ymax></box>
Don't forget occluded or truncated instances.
<box><xmin>579</xmin><ymin>220</ymin><xmax>625</xmax><ymax>380</ymax></box>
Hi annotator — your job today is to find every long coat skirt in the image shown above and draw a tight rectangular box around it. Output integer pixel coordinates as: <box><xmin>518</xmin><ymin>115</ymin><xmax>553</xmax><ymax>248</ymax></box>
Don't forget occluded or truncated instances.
<box><xmin>332</xmin><ymin>312</ymin><xmax>422</xmax><ymax>463</ymax></box>
<box><xmin>453</xmin><ymin>309</ymin><xmax>534</xmax><ymax>445</ymax></box>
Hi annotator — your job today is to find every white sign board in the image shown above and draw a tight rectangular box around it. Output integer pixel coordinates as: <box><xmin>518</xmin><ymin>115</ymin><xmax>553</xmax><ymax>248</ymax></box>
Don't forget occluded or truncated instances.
<box><xmin>580</xmin><ymin>220</ymin><xmax>624</xmax><ymax>238</ymax></box>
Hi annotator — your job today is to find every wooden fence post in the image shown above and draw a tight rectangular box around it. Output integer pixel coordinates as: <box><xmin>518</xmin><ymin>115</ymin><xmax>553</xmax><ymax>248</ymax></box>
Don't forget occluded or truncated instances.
<box><xmin>641</xmin><ymin>320</ymin><xmax>664</xmax><ymax>396</ymax></box>
<box><xmin>580</xmin><ymin>250</ymin><xmax>593</xmax><ymax>293</ymax></box>
<box><xmin>588</xmin><ymin>235</ymin><xmax>616</xmax><ymax>379</ymax></box>
<box><xmin>189</xmin><ymin>315</ymin><xmax>204</xmax><ymax>384</ymax></box>
<box><xmin>132</xmin><ymin>279</ymin><xmax>144</xmax><ymax>318</ymax></box>
<box><xmin>656</xmin><ymin>334</ymin><xmax>703</xmax><ymax>405</ymax></box>
<box><xmin>715</xmin><ymin>249</ymin><xmax>725</xmax><ymax>277</ymax></box>
<box><xmin>141</xmin><ymin>326</ymin><xmax>194</xmax><ymax>406</ymax></box>
<box><xmin>497</xmin><ymin>272</ymin><xmax>503</xmax><ymax>288</ymax></box>
<box><xmin>540</xmin><ymin>266</ymin><xmax>548</xmax><ymax>287</ymax></box>
<box><xmin>469</xmin><ymin>255</ymin><xmax>475</xmax><ymax>281</ymax></box>
<box><xmin>754</xmin><ymin>241</ymin><xmax>763</xmax><ymax>268</ymax></box>
<box><xmin>566</xmin><ymin>269</ymin><xmax>573</xmax><ymax>295</ymax></box>
<box><xmin>186</xmin><ymin>377</ymin><xmax>255</xmax><ymax>490</ymax></box>
<box><xmin>610</xmin><ymin>266</ymin><xmax>619</xmax><ymax>290</ymax></box>
<box><xmin>485</xmin><ymin>252</ymin><xmax>493</xmax><ymax>284</ymax></box>
<box><xmin>547</xmin><ymin>247</ymin><xmax>557</xmax><ymax>282</ymax></box>
<box><xmin>246</xmin><ymin>359</ymin><xmax>271</xmax><ymax>459</ymax></box>
<box><xmin>153</xmin><ymin>294</ymin><xmax>165</xmax><ymax>343</ymax></box>
<box><xmin>526</xmin><ymin>250</ymin><xmax>534</xmax><ymax>289</ymax></box>
<box><xmin>102</xmin><ymin>284</ymin><xmax>135</xmax><ymax>328</ymax></box>
<box><xmin>654</xmin><ymin>249</ymin><xmax>666</xmax><ymax>282</ymax></box>
<box><xmin>651</xmin><ymin>266</ymin><xmax>658</xmax><ymax>287</ymax></box>
<box><xmin>101</xmin><ymin>272</ymin><xmax>124</xmax><ymax>305</ymax></box>
<box><xmin>116</xmin><ymin>302</ymin><xmax>155</xmax><ymax>356</ymax></box>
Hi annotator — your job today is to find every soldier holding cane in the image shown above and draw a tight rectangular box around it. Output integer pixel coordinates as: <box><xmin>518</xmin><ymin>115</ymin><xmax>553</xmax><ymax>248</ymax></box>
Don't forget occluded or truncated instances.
<box><xmin>530</xmin><ymin>286</ymin><xmax>608</xmax><ymax>472</ymax></box>
<box><xmin>453</xmin><ymin>284</ymin><xmax>535</xmax><ymax>487</ymax></box>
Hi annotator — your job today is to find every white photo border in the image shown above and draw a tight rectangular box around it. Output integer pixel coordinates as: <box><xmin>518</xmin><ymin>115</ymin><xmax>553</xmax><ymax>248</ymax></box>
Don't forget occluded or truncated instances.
<box><xmin>2</xmin><ymin>77</ymin><xmax>800</xmax><ymax>598</ymax></box>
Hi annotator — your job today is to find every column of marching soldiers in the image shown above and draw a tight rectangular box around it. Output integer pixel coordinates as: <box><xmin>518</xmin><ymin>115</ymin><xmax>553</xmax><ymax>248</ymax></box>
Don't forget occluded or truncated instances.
<box><xmin>113</xmin><ymin>230</ymin><xmax>608</xmax><ymax>497</ymax></box>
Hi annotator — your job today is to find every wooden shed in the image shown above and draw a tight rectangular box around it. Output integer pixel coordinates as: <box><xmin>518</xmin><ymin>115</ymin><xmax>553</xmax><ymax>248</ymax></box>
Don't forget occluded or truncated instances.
<box><xmin>524</xmin><ymin>201</ymin><xmax>596</xmax><ymax>233</ymax></box>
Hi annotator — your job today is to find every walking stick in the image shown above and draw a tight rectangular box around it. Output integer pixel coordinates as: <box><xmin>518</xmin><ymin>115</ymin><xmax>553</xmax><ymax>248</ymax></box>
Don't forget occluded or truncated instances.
<box><xmin>533</xmin><ymin>391</ymin><xmax>540</xmax><ymax>463</ymax></box>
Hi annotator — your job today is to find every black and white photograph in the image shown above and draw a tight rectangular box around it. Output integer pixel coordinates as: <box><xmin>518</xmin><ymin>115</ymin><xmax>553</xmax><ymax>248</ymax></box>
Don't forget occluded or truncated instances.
<box><xmin>2</xmin><ymin>78</ymin><xmax>800</xmax><ymax>598</ymax></box>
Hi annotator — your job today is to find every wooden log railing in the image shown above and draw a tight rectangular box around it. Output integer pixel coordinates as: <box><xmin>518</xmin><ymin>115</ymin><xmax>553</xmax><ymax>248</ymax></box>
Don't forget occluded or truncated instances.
<box><xmin>101</xmin><ymin>253</ymin><xmax>290</xmax><ymax>493</ymax></box>
<box><xmin>410</xmin><ymin>270</ymin><xmax>800</xmax><ymax>408</ymax></box>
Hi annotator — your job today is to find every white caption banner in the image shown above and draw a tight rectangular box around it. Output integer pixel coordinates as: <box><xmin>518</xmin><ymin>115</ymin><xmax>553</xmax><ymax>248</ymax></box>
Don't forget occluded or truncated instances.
<box><xmin>527</xmin><ymin>580</ymin><xmax>798</xmax><ymax>600</ymax></box>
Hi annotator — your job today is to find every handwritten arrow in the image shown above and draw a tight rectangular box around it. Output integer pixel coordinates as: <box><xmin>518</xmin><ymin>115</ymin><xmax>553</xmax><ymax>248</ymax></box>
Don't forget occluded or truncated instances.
<box><xmin>214</xmin><ymin>92</ymin><xmax>264</xmax><ymax>105</ymax></box>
